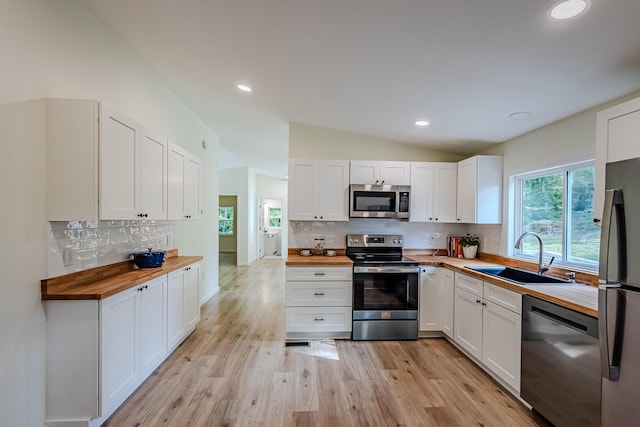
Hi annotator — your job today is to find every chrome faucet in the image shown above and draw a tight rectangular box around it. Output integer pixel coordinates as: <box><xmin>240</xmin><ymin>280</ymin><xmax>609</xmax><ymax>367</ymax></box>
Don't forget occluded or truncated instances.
<box><xmin>514</xmin><ymin>231</ymin><xmax>555</xmax><ymax>275</ymax></box>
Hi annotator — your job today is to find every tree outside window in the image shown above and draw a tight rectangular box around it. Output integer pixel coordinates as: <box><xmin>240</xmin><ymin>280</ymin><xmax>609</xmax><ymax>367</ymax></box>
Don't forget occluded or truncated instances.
<box><xmin>219</xmin><ymin>206</ymin><xmax>234</xmax><ymax>235</ymax></box>
<box><xmin>515</xmin><ymin>163</ymin><xmax>600</xmax><ymax>270</ymax></box>
<box><xmin>268</xmin><ymin>207</ymin><xmax>282</xmax><ymax>228</ymax></box>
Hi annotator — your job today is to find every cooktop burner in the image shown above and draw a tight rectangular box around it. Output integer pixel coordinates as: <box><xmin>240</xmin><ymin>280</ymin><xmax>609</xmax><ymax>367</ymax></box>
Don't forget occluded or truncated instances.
<box><xmin>346</xmin><ymin>234</ymin><xmax>418</xmax><ymax>266</ymax></box>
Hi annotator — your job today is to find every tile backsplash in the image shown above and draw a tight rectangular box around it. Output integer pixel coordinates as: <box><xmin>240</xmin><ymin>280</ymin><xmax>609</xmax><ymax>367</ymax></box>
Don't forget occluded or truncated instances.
<box><xmin>47</xmin><ymin>220</ymin><xmax>174</xmax><ymax>277</ymax></box>
<box><xmin>288</xmin><ymin>219</ymin><xmax>503</xmax><ymax>256</ymax></box>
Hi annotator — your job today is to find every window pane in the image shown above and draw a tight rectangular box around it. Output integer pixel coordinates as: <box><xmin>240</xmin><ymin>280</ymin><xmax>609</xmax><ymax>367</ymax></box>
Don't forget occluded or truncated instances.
<box><xmin>568</xmin><ymin>167</ymin><xmax>600</xmax><ymax>266</ymax></box>
<box><xmin>269</xmin><ymin>218</ymin><xmax>281</xmax><ymax>228</ymax></box>
<box><xmin>520</xmin><ymin>173</ymin><xmax>564</xmax><ymax>258</ymax></box>
<box><xmin>219</xmin><ymin>206</ymin><xmax>234</xmax><ymax>235</ymax></box>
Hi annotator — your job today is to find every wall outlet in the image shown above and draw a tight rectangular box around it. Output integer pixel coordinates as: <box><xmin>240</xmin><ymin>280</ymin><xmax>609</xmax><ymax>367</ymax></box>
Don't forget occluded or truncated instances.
<box><xmin>429</xmin><ymin>234</ymin><xmax>438</xmax><ymax>245</ymax></box>
<box><xmin>63</xmin><ymin>248</ymin><xmax>73</xmax><ymax>267</ymax></box>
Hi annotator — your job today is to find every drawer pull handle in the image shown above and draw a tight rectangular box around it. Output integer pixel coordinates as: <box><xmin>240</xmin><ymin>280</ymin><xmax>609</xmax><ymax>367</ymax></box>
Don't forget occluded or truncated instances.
<box><xmin>314</xmin><ymin>273</ymin><xmax>326</xmax><ymax>276</ymax></box>
<box><xmin>314</xmin><ymin>292</ymin><xmax>325</xmax><ymax>296</ymax></box>
<box><xmin>314</xmin><ymin>317</ymin><xmax>325</xmax><ymax>322</ymax></box>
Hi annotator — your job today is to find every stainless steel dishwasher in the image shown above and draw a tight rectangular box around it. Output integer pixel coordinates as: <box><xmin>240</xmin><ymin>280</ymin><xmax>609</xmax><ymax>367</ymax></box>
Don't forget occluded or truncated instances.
<box><xmin>521</xmin><ymin>295</ymin><xmax>600</xmax><ymax>427</ymax></box>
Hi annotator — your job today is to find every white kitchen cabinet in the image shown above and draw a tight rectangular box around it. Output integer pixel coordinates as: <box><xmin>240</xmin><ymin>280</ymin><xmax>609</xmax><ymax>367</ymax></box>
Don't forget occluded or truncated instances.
<box><xmin>594</xmin><ymin>95</ymin><xmax>640</xmax><ymax>223</ymax></box>
<box><xmin>452</xmin><ymin>272</ymin><xmax>522</xmax><ymax>392</ymax></box>
<box><xmin>168</xmin><ymin>142</ymin><xmax>202</xmax><ymax>220</ymax></box>
<box><xmin>100</xmin><ymin>275</ymin><xmax>167</xmax><ymax>416</ymax></box>
<box><xmin>288</xmin><ymin>159</ymin><xmax>350</xmax><ymax>221</ymax></box>
<box><xmin>100</xmin><ymin>285</ymin><xmax>139</xmax><ymax>418</ymax></box>
<box><xmin>46</xmin><ymin>98</ymin><xmax>183</xmax><ymax>221</ymax></box>
<box><xmin>167</xmin><ymin>262</ymin><xmax>201</xmax><ymax>351</ymax></box>
<box><xmin>350</xmin><ymin>160</ymin><xmax>411</xmax><ymax>185</ymax></box>
<box><xmin>139</xmin><ymin>276</ymin><xmax>167</xmax><ymax>378</ymax></box>
<box><xmin>482</xmin><ymin>297</ymin><xmax>521</xmax><ymax>392</ymax></box>
<box><xmin>456</xmin><ymin>155</ymin><xmax>503</xmax><ymax>224</ymax></box>
<box><xmin>285</xmin><ymin>266</ymin><xmax>352</xmax><ymax>339</ymax></box>
<box><xmin>454</xmin><ymin>285</ymin><xmax>484</xmax><ymax>359</ymax></box>
<box><xmin>99</xmin><ymin>104</ymin><xmax>168</xmax><ymax>220</ymax></box>
<box><xmin>46</xmin><ymin>274</ymin><xmax>171</xmax><ymax>427</ymax></box>
<box><xmin>419</xmin><ymin>266</ymin><xmax>443</xmax><ymax>331</ymax></box>
<box><xmin>410</xmin><ymin>162</ymin><xmax>457</xmax><ymax>223</ymax></box>
<box><xmin>441</xmin><ymin>268</ymin><xmax>455</xmax><ymax>339</ymax></box>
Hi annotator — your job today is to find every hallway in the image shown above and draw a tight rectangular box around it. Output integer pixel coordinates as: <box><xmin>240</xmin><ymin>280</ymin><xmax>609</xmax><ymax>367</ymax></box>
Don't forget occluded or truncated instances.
<box><xmin>104</xmin><ymin>257</ymin><xmax>546</xmax><ymax>426</ymax></box>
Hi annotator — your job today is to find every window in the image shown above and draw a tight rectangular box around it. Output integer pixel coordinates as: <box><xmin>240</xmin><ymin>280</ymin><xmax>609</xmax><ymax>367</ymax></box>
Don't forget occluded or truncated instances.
<box><xmin>514</xmin><ymin>162</ymin><xmax>600</xmax><ymax>271</ymax></box>
<box><xmin>268</xmin><ymin>207</ymin><xmax>282</xmax><ymax>228</ymax></box>
<box><xmin>219</xmin><ymin>206</ymin><xmax>234</xmax><ymax>235</ymax></box>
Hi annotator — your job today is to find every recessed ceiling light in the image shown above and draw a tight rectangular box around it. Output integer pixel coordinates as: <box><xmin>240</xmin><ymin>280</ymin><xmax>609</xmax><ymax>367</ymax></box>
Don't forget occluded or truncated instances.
<box><xmin>415</xmin><ymin>120</ymin><xmax>430</xmax><ymax>127</ymax></box>
<box><xmin>237</xmin><ymin>84</ymin><xmax>252</xmax><ymax>92</ymax></box>
<box><xmin>509</xmin><ymin>112</ymin><xmax>533</xmax><ymax>120</ymax></box>
<box><xmin>549</xmin><ymin>0</ymin><xmax>591</xmax><ymax>21</ymax></box>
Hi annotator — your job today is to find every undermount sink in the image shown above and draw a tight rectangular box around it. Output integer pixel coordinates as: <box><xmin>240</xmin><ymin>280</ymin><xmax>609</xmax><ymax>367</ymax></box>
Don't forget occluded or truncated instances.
<box><xmin>465</xmin><ymin>265</ymin><xmax>582</xmax><ymax>285</ymax></box>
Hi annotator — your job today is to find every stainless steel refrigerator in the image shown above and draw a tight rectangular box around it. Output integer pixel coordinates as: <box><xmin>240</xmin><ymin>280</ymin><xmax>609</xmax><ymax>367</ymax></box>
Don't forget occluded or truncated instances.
<box><xmin>599</xmin><ymin>157</ymin><xmax>640</xmax><ymax>427</ymax></box>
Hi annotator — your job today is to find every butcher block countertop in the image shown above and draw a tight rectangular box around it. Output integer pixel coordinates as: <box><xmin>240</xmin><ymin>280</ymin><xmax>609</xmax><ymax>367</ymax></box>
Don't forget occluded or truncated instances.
<box><xmin>42</xmin><ymin>249</ymin><xmax>203</xmax><ymax>300</ymax></box>
<box><xmin>285</xmin><ymin>248</ymin><xmax>599</xmax><ymax>318</ymax></box>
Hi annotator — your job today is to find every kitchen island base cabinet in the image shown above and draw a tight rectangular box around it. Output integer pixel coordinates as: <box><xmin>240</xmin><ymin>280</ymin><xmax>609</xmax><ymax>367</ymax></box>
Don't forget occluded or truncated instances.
<box><xmin>44</xmin><ymin>263</ymin><xmax>199</xmax><ymax>427</ymax></box>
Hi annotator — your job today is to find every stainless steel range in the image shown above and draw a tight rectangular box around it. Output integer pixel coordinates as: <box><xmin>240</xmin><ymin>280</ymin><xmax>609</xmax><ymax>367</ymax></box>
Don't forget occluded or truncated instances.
<box><xmin>346</xmin><ymin>234</ymin><xmax>419</xmax><ymax>340</ymax></box>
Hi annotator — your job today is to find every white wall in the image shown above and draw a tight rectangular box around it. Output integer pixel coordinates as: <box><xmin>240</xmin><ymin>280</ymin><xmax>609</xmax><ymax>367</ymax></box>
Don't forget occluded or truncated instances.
<box><xmin>0</xmin><ymin>1</ymin><xmax>220</xmax><ymax>426</ymax></box>
<box><xmin>290</xmin><ymin>122</ymin><xmax>465</xmax><ymax>162</ymax></box>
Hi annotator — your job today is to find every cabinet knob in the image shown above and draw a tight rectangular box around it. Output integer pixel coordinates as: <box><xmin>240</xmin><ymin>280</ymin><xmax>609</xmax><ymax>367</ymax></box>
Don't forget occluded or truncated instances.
<box><xmin>476</xmin><ymin>299</ymin><xmax>481</xmax><ymax>304</ymax></box>
<box><xmin>593</xmin><ymin>218</ymin><xmax>601</xmax><ymax>223</ymax></box>
<box><xmin>313</xmin><ymin>317</ymin><xmax>325</xmax><ymax>322</ymax></box>
<box><xmin>429</xmin><ymin>217</ymin><xmax>433</xmax><ymax>220</ymax></box>
<box><xmin>482</xmin><ymin>302</ymin><xmax>487</xmax><ymax>306</ymax></box>
<box><xmin>314</xmin><ymin>292</ymin><xmax>325</xmax><ymax>296</ymax></box>
<box><xmin>314</xmin><ymin>272</ymin><xmax>326</xmax><ymax>276</ymax></box>
<box><xmin>435</xmin><ymin>218</ymin><xmax>438</xmax><ymax>221</ymax></box>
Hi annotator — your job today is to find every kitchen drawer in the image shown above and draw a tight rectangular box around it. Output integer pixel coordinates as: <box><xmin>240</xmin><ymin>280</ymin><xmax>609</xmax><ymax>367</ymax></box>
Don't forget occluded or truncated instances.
<box><xmin>285</xmin><ymin>306</ymin><xmax>352</xmax><ymax>333</ymax></box>
<box><xmin>286</xmin><ymin>266</ymin><xmax>352</xmax><ymax>281</ymax></box>
<box><xmin>454</xmin><ymin>272</ymin><xmax>483</xmax><ymax>296</ymax></box>
<box><xmin>286</xmin><ymin>281</ymin><xmax>352</xmax><ymax>307</ymax></box>
<box><xmin>484</xmin><ymin>282</ymin><xmax>522</xmax><ymax>315</ymax></box>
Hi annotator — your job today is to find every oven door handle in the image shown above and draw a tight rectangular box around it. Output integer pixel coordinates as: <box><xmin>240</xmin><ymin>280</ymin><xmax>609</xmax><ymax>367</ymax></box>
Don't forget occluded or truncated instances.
<box><xmin>353</xmin><ymin>266</ymin><xmax>420</xmax><ymax>274</ymax></box>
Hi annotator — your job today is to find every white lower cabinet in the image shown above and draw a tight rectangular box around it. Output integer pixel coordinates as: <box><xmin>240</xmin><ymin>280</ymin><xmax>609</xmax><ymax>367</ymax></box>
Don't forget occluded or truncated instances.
<box><xmin>45</xmin><ymin>263</ymin><xmax>200</xmax><ymax>427</ymax></box>
<box><xmin>419</xmin><ymin>267</ymin><xmax>455</xmax><ymax>337</ymax></box>
<box><xmin>453</xmin><ymin>272</ymin><xmax>522</xmax><ymax>392</ymax></box>
<box><xmin>285</xmin><ymin>266</ymin><xmax>352</xmax><ymax>339</ymax></box>
<box><xmin>441</xmin><ymin>268</ymin><xmax>455</xmax><ymax>339</ymax></box>
<box><xmin>167</xmin><ymin>262</ymin><xmax>201</xmax><ymax>351</ymax></box>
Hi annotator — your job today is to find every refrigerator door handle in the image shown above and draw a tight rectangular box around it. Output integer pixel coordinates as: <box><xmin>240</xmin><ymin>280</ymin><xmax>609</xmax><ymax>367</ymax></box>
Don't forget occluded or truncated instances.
<box><xmin>599</xmin><ymin>285</ymin><xmax>625</xmax><ymax>381</ymax></box>
<box><xmin>599</xmin><ymin>189</ymin><xmax>625</xmax><ymax>284</ymax></box>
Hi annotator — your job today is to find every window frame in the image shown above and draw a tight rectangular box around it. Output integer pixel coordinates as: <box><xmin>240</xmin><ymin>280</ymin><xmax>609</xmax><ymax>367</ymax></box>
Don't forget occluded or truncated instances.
<box><xmin>218</xmin><ymin>206</ymin><xmax>235</xmax><ymax>236</ymax></box>
<box><xmin>513</xmin><ymin>160</ymin><xmax>599</xmax><ymax>272</ymax></box>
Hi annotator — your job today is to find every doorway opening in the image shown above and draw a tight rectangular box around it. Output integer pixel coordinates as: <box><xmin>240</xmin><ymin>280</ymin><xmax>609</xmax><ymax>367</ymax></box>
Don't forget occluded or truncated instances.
<box><xmin>258</xmin><ymin>198</ymin><xmax>283</xmax><ymax>259</ymax></box>
<box><xmin>219</xmin><ymin>195</ymin><xmax>237</xmax><ymax>266</ymax></box>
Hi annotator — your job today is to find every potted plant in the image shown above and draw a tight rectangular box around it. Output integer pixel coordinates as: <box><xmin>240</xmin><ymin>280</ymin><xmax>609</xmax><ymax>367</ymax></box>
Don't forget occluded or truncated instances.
<box><xmin>460</xmin><ymin>233</ymin><xmax>480</xmax><ymax>259</ymax></box>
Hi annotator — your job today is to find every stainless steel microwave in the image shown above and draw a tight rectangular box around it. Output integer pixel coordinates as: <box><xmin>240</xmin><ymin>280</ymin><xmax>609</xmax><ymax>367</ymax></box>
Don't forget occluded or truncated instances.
<box><xmin>349</xmin><ymin>184</ymin><xmax>410</xmax><ymax>219</ymax></box>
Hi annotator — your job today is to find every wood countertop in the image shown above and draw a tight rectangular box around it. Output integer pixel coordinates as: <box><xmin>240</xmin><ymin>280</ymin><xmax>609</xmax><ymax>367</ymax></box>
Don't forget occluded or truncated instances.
<box><xmin>408</xmin><ymin>255</ymin><xmax>598</xmax><ymax>318</ymax></box>
<box><xmin>285</xmin><ymin>248</ymin><xmax>598</xmax><ymax>318</ymax></box>
<box><xmin>42</xmin><ymin>250</ymin><xmax>203</xmax><ymax>300</ymax></box>
<box><xmin>286</xmin><ymin>254</ymin><xmax>353</xmax><ymax>266</ymax></box>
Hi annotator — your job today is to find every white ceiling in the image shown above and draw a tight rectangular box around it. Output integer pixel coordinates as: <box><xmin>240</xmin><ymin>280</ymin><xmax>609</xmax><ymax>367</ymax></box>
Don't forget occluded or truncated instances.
<box><xmin>79</xmin><ymin>0</ymin><xmax>640</xmax><ymax>178</ymax></box>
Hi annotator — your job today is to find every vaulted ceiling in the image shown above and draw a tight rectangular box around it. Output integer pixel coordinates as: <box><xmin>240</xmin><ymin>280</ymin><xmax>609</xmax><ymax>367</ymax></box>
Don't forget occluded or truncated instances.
<box><xmin>80</xmin><ymin>0</ymin><xmax>640</xmax><ymax>177</ymax></box>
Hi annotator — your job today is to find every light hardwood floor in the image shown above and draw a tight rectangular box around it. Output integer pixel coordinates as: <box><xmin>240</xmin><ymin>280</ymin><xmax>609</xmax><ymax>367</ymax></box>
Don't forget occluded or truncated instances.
<box><xmin>104</xmin><ymin>254</ymin><xmax>549</xmax><ymax>426</ymax></box>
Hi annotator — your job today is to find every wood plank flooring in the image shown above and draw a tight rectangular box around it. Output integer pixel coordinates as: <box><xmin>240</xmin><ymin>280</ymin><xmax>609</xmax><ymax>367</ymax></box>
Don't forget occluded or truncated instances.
<box><xmin>104</xmin><ymin>254</ymin><xmax>549</xmax><ymax>427</ymax></box>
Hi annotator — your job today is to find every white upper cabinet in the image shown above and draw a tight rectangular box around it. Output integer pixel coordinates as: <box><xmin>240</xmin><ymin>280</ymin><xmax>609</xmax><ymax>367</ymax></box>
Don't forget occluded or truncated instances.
<box><xmin>456</xmin><ymin>155</ymin><xmax>503</xmax><ymax>224</ymax></box>
<box><xmin>350</xmin><ymin>160</ymin><xmax>411</xmax><ymax>185</ymax></box>
<box><xmin>46</xmin><ymin>98</ymin><xmax>200</xmax><ymax>221</ymax></box>
<box><xmin>100</xmin><ymin>103</ymin><xmax>168</xmax><ymax>220</ymax></box>
<box><xmin>167</xmin><ymin>142</ymin><xmax>202</xmax><ymax>220</ymax></box>
<box><xmin>410</xmin><ymin>162</ymin><xmax>457</xmax><ymax>222</ymax></box>
<box><xmin>595</xmin><ymin>95</ymin><xmax>640</xmax><ymax>223</ymax></box>
<box><xmin>288</xmin><ymin>159</ymin><xmax>350</xmax><ymax>221</ymax></box>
